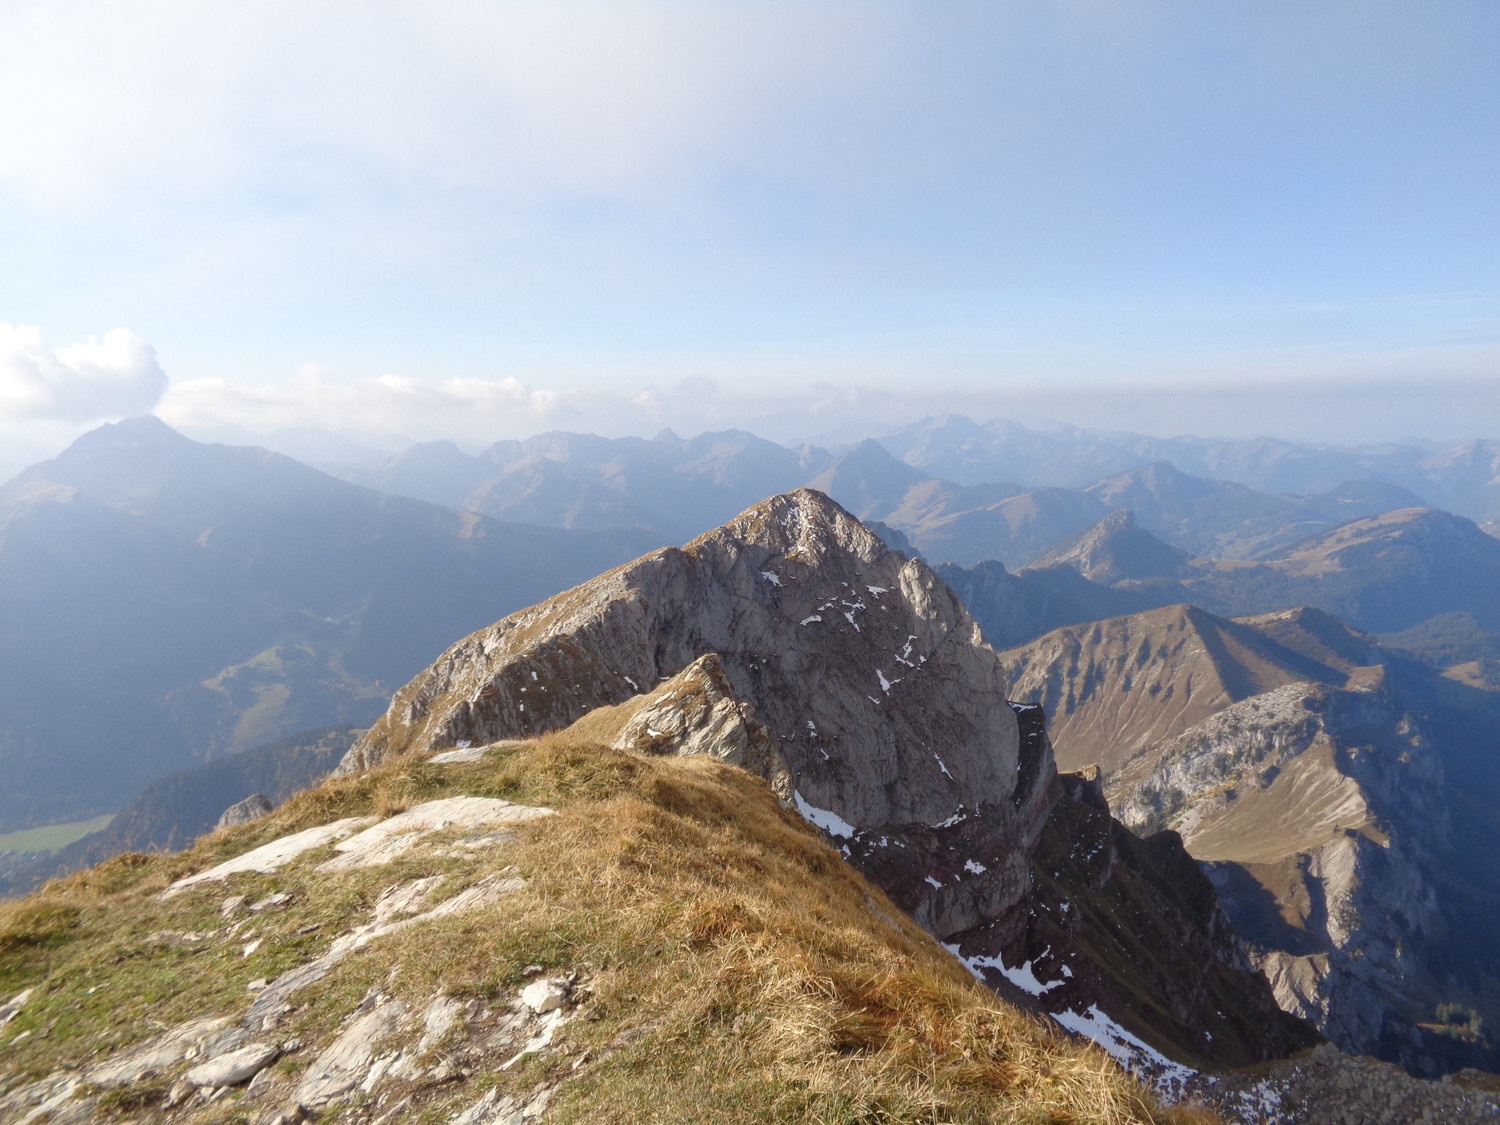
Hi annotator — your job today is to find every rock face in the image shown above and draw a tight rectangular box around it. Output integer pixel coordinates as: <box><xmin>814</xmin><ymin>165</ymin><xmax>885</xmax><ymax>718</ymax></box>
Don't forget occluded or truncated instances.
<box><xmin>339</xmin><ymin>489</ymin><xmax>1312</xmax><ymax>1068</ymax></box>
<box><xmin>341</xmin><ymin>489</ymin><xmax>1024</xmax><ymax>833</ymax></box>
<box><xmin>1000</xmin><ymin>604</ymin><xmax>1471</xmax><ymax>1070</ymax></box>
<box><xmin>217</xmin><ymin>793</ymin><xmax>275</xmax><ymax>828</ymax></box>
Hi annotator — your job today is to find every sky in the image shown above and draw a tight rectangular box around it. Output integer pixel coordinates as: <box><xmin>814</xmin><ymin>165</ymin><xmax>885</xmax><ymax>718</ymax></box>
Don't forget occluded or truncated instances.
<box><xmin>1</xmin><ymin>1</ymin><xmax>1498</xmax><ymax>474</ymax></box>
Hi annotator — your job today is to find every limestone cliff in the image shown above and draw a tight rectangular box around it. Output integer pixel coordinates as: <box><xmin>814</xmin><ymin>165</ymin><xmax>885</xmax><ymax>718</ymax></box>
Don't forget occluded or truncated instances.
<box><xmin>338</xmin><ymin>489</ymin><xmax>1312</xmax><ymax>1068</ymax></box>
<box><xmin>1001</xmin><ymin>604</ymin><xmax>1467</xmax><ymax>1068</ymax></box>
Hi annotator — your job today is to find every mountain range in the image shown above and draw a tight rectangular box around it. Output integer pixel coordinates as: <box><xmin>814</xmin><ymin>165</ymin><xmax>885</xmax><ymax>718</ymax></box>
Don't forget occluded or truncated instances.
<box><xmin>0</xmin><ymin>418</ymin><xmax>659</xmax><ymax>829</ymax></box>
<box><xmin>6</xmin><ymin>415</ymin><xmax>1499</xmax><ymax>837</ymax></box>
<box><xmin>7</xmin><ymin>488</ymin><xmax>1499</xmax><ymax>1124</ymax></box>
<box><xmin>999</xmin><ymin>602</ymin><xmax>1500</xmax><ymax>1076</ymax></box>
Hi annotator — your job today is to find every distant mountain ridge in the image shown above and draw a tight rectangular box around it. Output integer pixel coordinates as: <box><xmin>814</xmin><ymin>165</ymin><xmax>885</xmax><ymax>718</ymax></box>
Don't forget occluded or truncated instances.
<box><xmin>329</xmin><ymin>429</ymin><xmax>834</xmax><ymax>543</ymax></box>
<box><xmin>0</xmin><ymin>418</ymin><xmax>659</xmax><ymax>829</ymax></box>
<box><xmin>944</xmin><ymin>504</ymin><xmax>1500</xmax><ymax>652</ymax></box>
<box><xmin>874</xmin><ymin>414</ymin><xmax>1500</xmax><ymax>523</ymax></box>
<box><xmin>326</xmin><ymin>421</ymin><xmax>1484</xmax><ymax>570</ymax></box>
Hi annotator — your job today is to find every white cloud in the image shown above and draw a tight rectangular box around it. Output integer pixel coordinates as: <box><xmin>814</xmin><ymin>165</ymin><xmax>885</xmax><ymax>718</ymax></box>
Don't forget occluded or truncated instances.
<box><xmin>156</xmin><ymin>367</ymin><xmax>580</xmax><ymax>442</ymax></box>
<box><xmin>0</xmin><ymin>324</ymin><xmax>167</xmax><ymax>422</ymax></box>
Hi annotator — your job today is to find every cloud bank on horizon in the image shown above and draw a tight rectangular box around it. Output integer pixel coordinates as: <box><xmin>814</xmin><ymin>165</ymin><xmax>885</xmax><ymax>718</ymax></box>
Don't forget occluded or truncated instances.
<box><xmin>0</xmin><ymin>2</ymin><xmax>1496</xmax><ymax>461</ymax></box>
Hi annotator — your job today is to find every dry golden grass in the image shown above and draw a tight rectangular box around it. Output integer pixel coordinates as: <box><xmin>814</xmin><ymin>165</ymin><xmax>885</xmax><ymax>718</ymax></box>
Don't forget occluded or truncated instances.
<box><xmin>0</xmin><ymin>728</ymin><xmax>1219</xmax><ymax>1124</ymax></box>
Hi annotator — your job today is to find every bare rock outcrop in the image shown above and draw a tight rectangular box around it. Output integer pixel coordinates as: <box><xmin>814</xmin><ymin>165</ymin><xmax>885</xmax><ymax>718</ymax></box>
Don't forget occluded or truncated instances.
<box><xmin>217</xmin><ymin>793</ymin><xmax>275</xmax><ymax>828</ymax></box>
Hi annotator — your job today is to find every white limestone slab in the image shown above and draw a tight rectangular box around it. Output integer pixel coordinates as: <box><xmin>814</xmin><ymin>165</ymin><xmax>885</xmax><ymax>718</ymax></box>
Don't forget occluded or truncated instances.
<box><xmin>163</xmin><ymin>817</ymin><xmax>375</xmax><ymax>897</ymax></box>
<box><xmin>316</xmin><ymin>797</ymin><xmax>553</xmax><ymax>872</ymax></box>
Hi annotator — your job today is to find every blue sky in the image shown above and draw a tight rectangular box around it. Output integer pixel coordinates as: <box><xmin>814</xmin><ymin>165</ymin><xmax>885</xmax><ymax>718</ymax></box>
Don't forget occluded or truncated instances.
<box><xmin>1</xmin><ymin>1</ymin><xmax>1497</xmax><ymax>467</ymax></box>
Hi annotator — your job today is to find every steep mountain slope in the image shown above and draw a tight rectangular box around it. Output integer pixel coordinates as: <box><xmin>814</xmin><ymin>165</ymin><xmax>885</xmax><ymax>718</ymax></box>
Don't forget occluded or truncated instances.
<box><xmin>0</xmin><ymin>419</ymin><xmax>658</xmax><ymax>829</ymax></box>
<box><xmin>996</xmin><ymin>604</ymin><xmax>1352</xmax><ymax>778</ymax></box>
<box><xmin>999</xmin><ymin>605</ymin><xmax>1500</xmax><ymax>1076</ymax></box>
<box><xmin>337</xmin><ymin>489</ymin><xmax>1312</xmax><ymax>1070</ymax></box>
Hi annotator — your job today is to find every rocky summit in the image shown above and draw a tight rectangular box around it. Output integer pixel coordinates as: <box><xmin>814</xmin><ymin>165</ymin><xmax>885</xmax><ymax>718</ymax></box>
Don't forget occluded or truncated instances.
<box><xmin>340</xmin><ymin>488</ymin><xmax>1311</xmax><ymax>1071</ymax></box>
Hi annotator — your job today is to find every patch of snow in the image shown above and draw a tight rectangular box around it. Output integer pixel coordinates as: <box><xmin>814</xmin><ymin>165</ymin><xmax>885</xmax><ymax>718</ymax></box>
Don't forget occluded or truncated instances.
<box><xmin>800</xmin><ymin>615</ymin><xmax>822</xmax><ymax>625</ymax></box>
<box><xmin>531</xmin><ymin>671</ymin><xmax>538</xmax><ymax>681</ymax></box>
<box><xmin>760</xmin><ymin>570</ymin><xmax>783</xmax><ymax>587</ymax></box>
<box><xmin>866</xmin><ymin>585</ymin><xmax>888</xmax><ymax>594</ymax></box>
<box><xmin>924</xmin><ymin>876</ymin><xmax>943</xmax><ymax>890</ymax></box>
<box><xmin>844</xmin><ymin>611</ymin><xmax>860</xmax><ymax>630</ymax></box>
<box><xmin>1050</xmin><ymin>1005</ymin><xmax>1196</xmax><ymax>1097</ymax></box>
<box><xmin>941</xmin><ymin>943</ymin><xmax>1065</xmax><ymax>998</ymax></box>
<box><xmin>963</xmin><ymin>859</ymin><xmax>987</xmax><ymax>875</ymax></box>
<box><xmin>646</xmin><ymin>727</ymin><xmax>664</xmax><ymax>737</ymax></box>
<box><xmin>792</xmin><ymin>791</ymin><xmax>857</xmax><ymax>839</ymax></box>
<box><xmin>806</xmin><ymin>720</ymin><xmax>818</xmax><ymax>736</ymax></box>
<box><xmin>456</xmin><ymin>740</ymin><xmax>472</xmax><ymax>750</ymax></box>
<box><xmin>623</xmin><ymin>675</ymin><xmax>638</xmax><ymax>690</ymax></box>
<box><xmin>932</xmin><ymin>808</ymin><xmax>968</xmax><ymax>828</ymax></box>
<box><xmin>876</xmin><ymin>669</ymin><xmax>899</xmax><ymax>693</ymax></box>
<box><xmin>867</xmin><ymin>695</ymin><xmax>880</xmax><ymax>705</ymax></box>
<box><xmin>933</xmin><ymin>753</ymin><xmax>953</xmax><ymax>779</ymax></box>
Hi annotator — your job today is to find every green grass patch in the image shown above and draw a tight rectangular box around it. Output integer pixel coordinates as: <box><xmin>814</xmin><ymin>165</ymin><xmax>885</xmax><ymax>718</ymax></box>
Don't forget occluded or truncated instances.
<box><xmin>0</xmin><ymin>814</ymin><xmax>114</xmax><ymax>854</ymax></box>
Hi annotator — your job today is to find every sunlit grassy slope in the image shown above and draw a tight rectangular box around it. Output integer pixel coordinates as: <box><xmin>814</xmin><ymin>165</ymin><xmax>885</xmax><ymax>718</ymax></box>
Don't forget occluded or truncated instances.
<box><xmin>0</xmin><ymin>730</ymin><xmax>1216</xmax><ymax>1123</ymax></box>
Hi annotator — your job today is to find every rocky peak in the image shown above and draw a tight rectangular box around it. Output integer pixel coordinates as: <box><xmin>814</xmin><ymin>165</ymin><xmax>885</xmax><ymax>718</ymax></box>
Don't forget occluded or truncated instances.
<box><xmin>803</xmin><ymin>440</ymin><xmax>931</xmax><ymax>519</ymax></box>
<box><xmin>340</xmin><ymin>489</ymin><xmax>1313</xmax><ymax>1070</ymax></box>
<box><xmin>1032</xmin><ymin>508</ymin><xmax>1192</xmax><ymax>583</ymax></box>
<box><xmin>343</xmin><ymin>488</ymin><xmax>1028</xmax><ymax>834</ymax></box>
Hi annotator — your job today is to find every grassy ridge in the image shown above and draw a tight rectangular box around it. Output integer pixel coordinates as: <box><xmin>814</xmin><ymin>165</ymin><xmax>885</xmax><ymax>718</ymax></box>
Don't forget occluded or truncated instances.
<box><xmin>0</xmin><ymin>734</ymin><xmax>1216</xmax><ymax>1123</ymax></box>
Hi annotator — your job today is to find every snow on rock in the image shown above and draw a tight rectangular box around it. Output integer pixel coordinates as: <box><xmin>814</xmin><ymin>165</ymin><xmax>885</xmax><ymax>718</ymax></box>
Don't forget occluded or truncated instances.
<box><xmin>1050</xmin><ymin>1004</ymin><xmax>1197</xmax><ymax>1097</ymax></box>
<box><xmin>932</xmin><ymin>807</ymin><xmax>970</xmax><ymax>828</ymax></box>
<box><xmin>942</xmin><ymin>943</ymin><xmax>1065</xmax><ymax>998</ymax></box>
<box><xmin>792</xmin><ymin>790</ymin><xmax>857</xmax><ymax>839</ymax></box>
<box><xmin>761</xmin><ymin>570</ymin><xmax>783</xmax><ymax>586</ymax></box>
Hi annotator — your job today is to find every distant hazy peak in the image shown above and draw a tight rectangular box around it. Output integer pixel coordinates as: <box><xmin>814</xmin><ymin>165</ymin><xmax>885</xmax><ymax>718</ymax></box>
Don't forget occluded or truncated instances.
<box><xmin>1031</xmin><ymin>508</ymin><xmax>1191</xmax><ymax>583</ymax></box>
